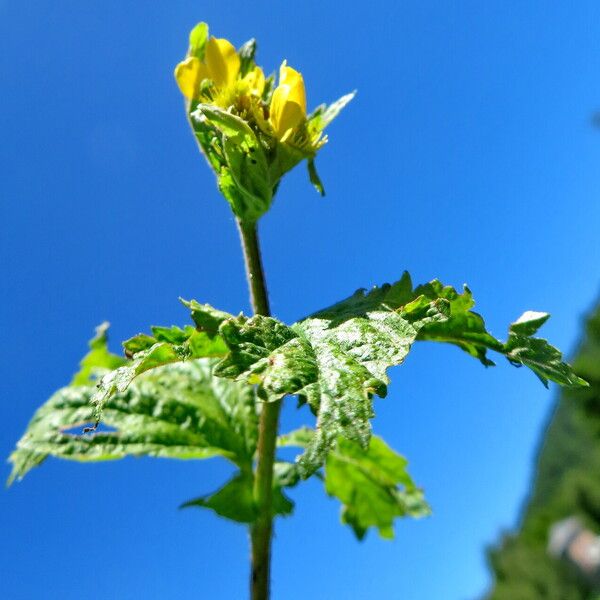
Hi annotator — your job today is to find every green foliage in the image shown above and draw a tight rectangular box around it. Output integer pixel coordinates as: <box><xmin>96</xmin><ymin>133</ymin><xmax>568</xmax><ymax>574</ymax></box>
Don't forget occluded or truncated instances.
<box><xmin>180</xmin><ymin>471</ymin><xmax>293</xmax><ymax>523</ymax></box>
<box><xmin>215</xmin><ymin>273</ymin><xmax>585</xmax><ymax>475</ymax></box>
<box><xmin>70</xmin><ymin>321</ymin><xmax>126</xmax><ymax>385</ymax></box>
<box><xmin>280</xmin><ymin>428</ymin><xmax>429</xmax><ymax>539</ymax></box>
<box><xmin>9</xmin><ymin>273</ymin><xmax>585</xmax><ymax>539</ymax></box>
<box><xmin>486</xmin><ymin>303</ymin><xmax>600</xmax><ymax>600</ymax></box>
<box><xmin>9</xmin><ymin>358</ymin><xmax>258</xmax><ymax>484</ymax></box>
<box><xmin>416</xmin><ymin>283</ymin><xmax>587</xmax><ymax>387</ymax></box>
<box><xmin>80</xmin><ymin>273</ymin><xmax>584</xmax><ymax>480</ymax></box>
<box><xmin>90</xmin><ymin>321</ymin><xmax>227</xmax><ymax>422</ymax></box>
<box><xmin>11</xmin><ymin>20</ymin><xmax>587</xmax><ymax>600</ymax></box>
<box><xmin>326</xmin><ymin>437</ymin><xmax>430</xmax><ymax>539</ymax></box>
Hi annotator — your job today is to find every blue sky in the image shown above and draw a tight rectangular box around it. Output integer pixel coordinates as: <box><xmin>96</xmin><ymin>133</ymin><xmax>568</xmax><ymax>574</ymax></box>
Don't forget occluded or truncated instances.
<box><xmin>2</xmin><ymin>2</ymin><xmax>600</xmax><ymax>599</ymax></box>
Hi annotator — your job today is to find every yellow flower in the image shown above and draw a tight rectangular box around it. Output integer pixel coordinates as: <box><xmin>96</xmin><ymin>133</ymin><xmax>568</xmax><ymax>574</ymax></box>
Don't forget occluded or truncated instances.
<box><xmin>269</xmin><ymin>62</ymin><xmax>307</xmax><ymax>141</ymax></box>
<box><xmin>174</xmin><ymin>36</ymin><xmax>241</xmax><ymax>100</ymax></box>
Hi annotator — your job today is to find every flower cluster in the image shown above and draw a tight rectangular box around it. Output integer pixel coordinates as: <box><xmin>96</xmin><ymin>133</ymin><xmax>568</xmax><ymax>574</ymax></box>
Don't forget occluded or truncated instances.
<box><xmin>174</xmin><ymin>22</ymin><xmax>353</xmax><ymax>222</ymax></box>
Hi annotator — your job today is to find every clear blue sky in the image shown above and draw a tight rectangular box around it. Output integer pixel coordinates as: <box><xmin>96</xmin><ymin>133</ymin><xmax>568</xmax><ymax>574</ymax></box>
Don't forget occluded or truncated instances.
<box><xmin>2</xmin><ymin>2</ymin><xmax>600</xmax><ymax>599</ymax></box>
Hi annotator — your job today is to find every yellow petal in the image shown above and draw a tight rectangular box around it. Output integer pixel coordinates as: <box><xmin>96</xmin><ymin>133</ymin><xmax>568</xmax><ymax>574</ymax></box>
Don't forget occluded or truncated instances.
<box><xmin>269</xmin><ymin>62</ymin><xmax>307</xmax><ymax>140</ymax></box>
<box><xmin>270</xmin><ymin>83</ymin><xmax>305</xmax><ymax>140</ymax></box>
<box><xmin>279</xmin><ymin>63</ymin><xmax>306</xmax><ymax>114</ymax></box>
<box><xmin>174</xmin><ymin>56</ymin><xmax>207</xmax><ymax>100</ymax></box>
<box><xmin>244</xmin><ymin>66</ymin><xmax>266</xmax><ymax>96</ymax></box>
<box><xmin>205</xmin><ymin>37</ymin><xmax>241</xmax><ymax>87</ymax></box>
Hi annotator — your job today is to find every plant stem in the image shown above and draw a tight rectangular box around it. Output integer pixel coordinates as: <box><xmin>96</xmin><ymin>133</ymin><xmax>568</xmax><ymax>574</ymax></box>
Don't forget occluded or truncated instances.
<box><xmin>236</xmin><ymin>218</ymin><xmax>281</xmax><ymax>600</ymax></box>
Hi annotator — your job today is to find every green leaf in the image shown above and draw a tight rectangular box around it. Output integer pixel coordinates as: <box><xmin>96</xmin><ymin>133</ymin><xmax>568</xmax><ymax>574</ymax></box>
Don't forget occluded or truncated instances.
<box><xmin>416</xmin><ymin>284</ymin><xmax>588</xmax><ymax>387</ymax></box>
<box><xmin>508</xmin><ymin>310</ymin><xmax>550</xmax><ymax>336</ymax></box>
<box><xmin>70</xmin><ymin>322</ymin><xmax>127</xmax><ymax>386</ymax></box>
<box><xmin>504</xmin><ymin>317</ymin><xmax>586</xmax><ymax>388</ymax></box>
<box><xmin>92</xmin><ymin>324</ymin><xmax>228</xmax><ymax>422</ymax></box>
<box><xmin>181</xmin><ymin>470</ymin><xmax>293</xmax><ymax>522</ymax></box>
<box><xmin>183</xmin><ymin>300</ymin><xmax>233</xmax><ymax>336</ymax></box>
<box><xmin>412</xmin><ymin>281</ymin><xmax>502</xmax><ymax>366</ymax></box>
<box><xmin>8</xmin><ymin>359</ymin><xmax>257</xmax><ymax>484</ymax></box>
<box><xmin>213</xmin><ymin>272</ymin><xmax>585</xmax><ymax>475</ymax></box>
<box><xmin>280</xmin><ymin>428</ymin><xmax>428</xmax><ymax>539</ymax></box>
<box><xmin>188</xmin><ymin>22</ymin><xmax>209</xmax><ymax>60</ymax></box>
<box><xmin>47</xmin><ymin>274</ymin><xmax>582</xmax><ymax>486</ymax></box>
<box><xmin>181</xmin><ymin>472</ymin><xmax>256</xmax><ymax>523</ymax></box>
<box><xmin>325</xmin><ymin>436</ymin><xmax>430</xmax><ymax>540</ymax></box>
<box><xmin>214</xmin><ymin>273</ymin><xmax>450</xmax><ymax>475</ymax></box>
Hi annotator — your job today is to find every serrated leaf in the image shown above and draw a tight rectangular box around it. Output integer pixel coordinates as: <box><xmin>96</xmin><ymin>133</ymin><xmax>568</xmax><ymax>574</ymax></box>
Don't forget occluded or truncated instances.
<box><xmin>503</xmin><ymin>325</ymin><xmax>586</xmax><ymax>388</ymax></box>
<box><xmin>9</xmin><ymin>359</ymin><xmax>257</xmax><ymax>485</ymax></box>
<box><xmin>214</xmin><ymin>272</ymin><xmax>450</xmax><ymax>476</ymax></box>
<box><xmin>212</xmin><ymin>272</ymin><xmax>585</xmax><ymax>475</ymax></box>
<box><xmin>182</xmin><ymin>299</ymin><xmax>233</xmax><ymax>336</ymax></box>
<box><xmin>416</xmin><ymin>287</ymin><xmax>587</xmax><ymax>387</ymax></box>
<box><xmin>54</xmin><ymin>273</ymin><xmax>583</xmax><ymax>484</ymax></box>
<box><xmin>326</xmin><ymin>436</ymin><xmax>430</xmax><ymax>540</ymax></box>
<box><xmin>70</xmin><ymin>322</ymin><xmax>127</xmax><ymax>386</ymax></box>
<box><xmin>92</xmin><ymin>325</ymin><xmax>228</xmax><ymax>422</ymax></box>
<box><xmin>279</xmin><ymin>428</ymin><xmax>428</xmax><ymax>538</ymax></box>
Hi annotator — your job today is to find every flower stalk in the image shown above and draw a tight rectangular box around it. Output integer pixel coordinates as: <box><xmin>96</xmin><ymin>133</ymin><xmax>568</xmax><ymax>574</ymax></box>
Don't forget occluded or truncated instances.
<box><xmin>236</xmin><ymin>218</ymin><xmax>281</xmax><ymax>600</ymax></box>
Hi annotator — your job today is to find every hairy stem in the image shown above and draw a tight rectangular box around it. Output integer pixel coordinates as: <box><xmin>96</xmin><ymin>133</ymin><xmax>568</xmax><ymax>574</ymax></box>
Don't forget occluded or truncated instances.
<box><xmin>236</xmin><ymin>218</ymin><xmax>281</xmax><ymax>600</ymax></box>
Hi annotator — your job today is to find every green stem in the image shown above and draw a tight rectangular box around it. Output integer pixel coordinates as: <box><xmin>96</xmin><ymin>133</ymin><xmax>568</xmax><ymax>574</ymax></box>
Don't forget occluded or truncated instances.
<box><xmin>236</xmin><ymin>218</ymin><xmax>281</xmax><ymax>600</ymax></box>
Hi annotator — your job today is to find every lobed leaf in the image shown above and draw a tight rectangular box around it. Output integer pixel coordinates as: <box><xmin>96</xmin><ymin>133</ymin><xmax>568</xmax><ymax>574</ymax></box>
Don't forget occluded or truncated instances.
<box><xmin>215</xmin><ymin>273</ymin><xmax>449</xmax><ymax>475</ymax></box>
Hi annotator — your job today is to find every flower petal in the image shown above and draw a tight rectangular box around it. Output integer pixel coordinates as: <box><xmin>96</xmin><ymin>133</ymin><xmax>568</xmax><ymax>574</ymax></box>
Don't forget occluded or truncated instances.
<box><xmin>205</xmin><ymin>37</ymin><xmax>241</xmax><ymax>88</ymax></box>
<box><xmin>244</xmin><ymin>66</ymin><xmax>266</xmax><ymax>96</ymax></box>
<box><xmin>174</xmin><ymin>56</ymin><xmax>208</xmax><ymax>100</ymax></box>
<box><xmin>270</xmin><ymin>83</ymin><xmax>305</xmax><ymax>140</ymax></box>
<box><xmin>279</xmin><ymin>63</ymin><xmax>306</xmax><ymax>114</ymax></box>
